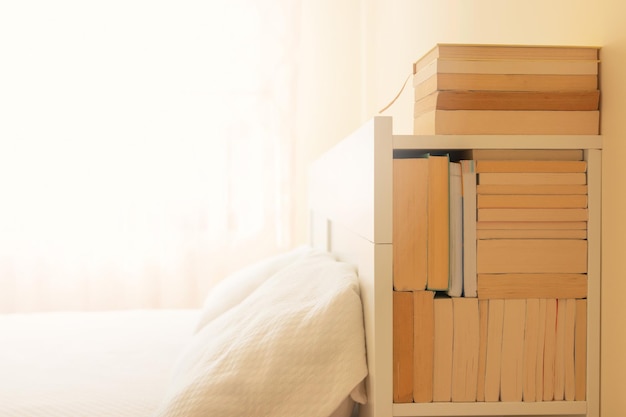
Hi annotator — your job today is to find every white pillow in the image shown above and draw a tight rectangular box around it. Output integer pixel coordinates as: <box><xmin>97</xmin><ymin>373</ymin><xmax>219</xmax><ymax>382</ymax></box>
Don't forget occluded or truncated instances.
<box><xmin>194</xmin><ymin>245</ymin><xmax>314</xmax><ymax>332</ymax></box>
<box><xmin>155</xmin><ymin>250</ymin><xmax>368</xmax><ymax>417</ymax></box>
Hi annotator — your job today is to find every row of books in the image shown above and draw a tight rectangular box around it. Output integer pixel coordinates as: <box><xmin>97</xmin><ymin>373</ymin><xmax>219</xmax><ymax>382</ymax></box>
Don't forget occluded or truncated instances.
<box><xmin>412</xmin><ymin>43</ymin><xmax>601</xmax><ymax>135</ymax></box>
<box><xmin>393</xmin><ymin>293</ymin><xmax>587</xmax><ymax>404</ymax></box>
<box><xmin>393</xmin><ymin>149</ymin><xmax>589</xmax><ymax>299</ymax></box>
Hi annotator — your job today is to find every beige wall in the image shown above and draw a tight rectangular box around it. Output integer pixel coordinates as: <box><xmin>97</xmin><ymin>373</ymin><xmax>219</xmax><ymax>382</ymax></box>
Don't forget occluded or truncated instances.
<box><xmin>296</xmin><ymin>2</ymin><xmax>626</xmax><ymax>414</ymax></box>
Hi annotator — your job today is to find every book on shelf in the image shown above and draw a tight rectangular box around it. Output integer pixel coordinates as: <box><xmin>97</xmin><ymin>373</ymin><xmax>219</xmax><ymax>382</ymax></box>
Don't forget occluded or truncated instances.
<box><xmin>477</xmin><ymin>194</ymin><xmax>588</xmax><ymax>209</ymax></box>
<box><xmin>575</xmin><ymin>299</ymin><xmax>587</xmax><ymax>401</ymax></box>
<box><xmin>535</xmin><ymin>299</ymin><xmax>548</xmax><ymax>401</ymax></box>
<box><xmin>476</xmin><ymin>229</ymin><xmax>587</xmax><ymax>239</ymax></box>
<box><xmin>451</xmin><ymin>298</ymin><xmax>480</xmax><ymax>402</ymax></box>
<box><xmin>564</xmin><ymin>298</ymin><xmax>577</xmax><ymax>401</ymax></box>
<box><xmin>413</xmin><ymin>290</ymin><xmax>435</xmax><ymax>403</ymax></box>
<box><xmin>413</xmin><ymin>58</ymin><xmax>599</xmax><ymax>86</ymax></box>
<box><xmin>469</xmin><ymin>148</ymin><xmax>584</xmax><ymax>161</ymax></box>
<box><xmin>484</xmin><ymin>299</ymin><xmax>504</xmax><ymax>402</ymax></box>
<box><xmin>543</xmin><ymin>299</ymin><xmax>558</xmax><ymax>401</ymax></box>
<box><xmin>427</xmin><ymin>155</ymin><xmax>450</xmax><ymax>291</ymax></box>
<box><xmin>433</xmin><ymin>296</ymin><xmax>454</xmax><ymax>402</ymax></box>
<box><xmin>393</xmin><ymin>157</ymin><xmax>429</xmax><ymax>290</ymax></box>
<box><xmin>477</xmin><ymin>239</ymin><xmax>588</xmax><ymax>274</ymax></box>
<box><xmin>476</xmin><ymin>299</ymin><xmax>489</xmax><ymax>402</ymax></box>
<box><xmin>476</xmin><ymin>273</ymin><xmax>587</xmax><ymax>299</ymax></box>
<box><xmin>477</xmin><ymin>183</ymin><xmax>588</xmax><ymax>195</ymax></box>
<box><xmin>554</xmin><ymin>299</ymin><xmax>567</xmax><ymax>401</ymax></box>
<box><xmin>477</xmin><ymin>220</ymin><xmax>587</xmax><ymax>230</ymax></box>
<box><xmin>447</xmin><ymin>162</ymin><xmax>463</xmax><ymax>297</ymax></box>
<box><xmin>413</xmin><ymin>109</ymin><xmax>600</xmax><ymax>135</ymax></box>
<box><xmin>477</xmin><ymin>208</ymin><xmax>588</xmax><ymax>222</ymax></box>
<box><xmin>461</xmin><ymin>160</ymin><xmax>477</xmax><ymax>298</ymax></box>
<box><xmin>414</xmin><ymin>73</ymin><xmax>599</xmax><ymax>99</ymax></box>
<box><xmin>474</xmin><ymin>160</ymin><xmax>587</xmax><ymax>173</ymax></box>
<box><xmin>523</xmin><ymin>298</ymin><xmax>540</xmax><ymax>402</ymax></box>
<box><xmin>478</xmin><ymin>172</ymin><xmax>587</xmax><ymax>185</ymax></box>
<box><xmin>412</xmin><ymin>44</ymin><xmax>600</xmax><ymax>75</ymax></box>
<box><xmin>414</xmin><ymin>90</ymin><xmax>600</xmax><ymax>114</ymax></box>
<box><xmin>500</xmin><ymin>299</ymin><xmax>526</xmax><ymax>402</ymax></box>
<box><xmin>393</xmin><ymin>291</ymin><xmax>414</xmax><ymax>403</ymax></box>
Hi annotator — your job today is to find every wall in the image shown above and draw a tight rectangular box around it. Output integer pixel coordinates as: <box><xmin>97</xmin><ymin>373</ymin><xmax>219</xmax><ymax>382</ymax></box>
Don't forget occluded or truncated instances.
<box><xmin>296</xmin><ymin>0</ymin><xmax>626</xmax><ymax>414</ymax></box>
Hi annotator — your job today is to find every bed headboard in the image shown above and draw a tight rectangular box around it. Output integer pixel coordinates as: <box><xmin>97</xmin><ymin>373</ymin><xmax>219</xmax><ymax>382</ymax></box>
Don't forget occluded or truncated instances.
<box><xmin>309</xmin><ymin>116</ymin><xmax>395</xmax><ymax>417</ymax></box>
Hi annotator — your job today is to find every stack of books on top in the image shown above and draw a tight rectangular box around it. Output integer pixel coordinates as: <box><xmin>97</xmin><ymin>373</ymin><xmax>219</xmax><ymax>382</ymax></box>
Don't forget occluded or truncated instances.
<box><xmin>412</xmin><ymin>44</ymin><xmax>601</xmax><ymax>135</ymax></box>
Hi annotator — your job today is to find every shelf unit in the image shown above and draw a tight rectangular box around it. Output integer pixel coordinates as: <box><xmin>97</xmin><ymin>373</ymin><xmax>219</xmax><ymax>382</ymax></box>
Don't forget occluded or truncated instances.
<box><xmin>309</xmin><ymin>116</ymin><xmax>601</xmax><ymax>417</ymax></box>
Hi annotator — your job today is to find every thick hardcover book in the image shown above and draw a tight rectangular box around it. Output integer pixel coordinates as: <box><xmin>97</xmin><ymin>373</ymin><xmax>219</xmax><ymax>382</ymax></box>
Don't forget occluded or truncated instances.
<box><xmin>393</xmin><ymin>158</ymin><xmax>429</xmax><ymax>290</ymax></box>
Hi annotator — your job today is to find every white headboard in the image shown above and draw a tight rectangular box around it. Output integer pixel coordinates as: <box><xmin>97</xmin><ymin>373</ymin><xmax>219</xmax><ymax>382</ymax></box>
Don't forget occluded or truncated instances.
<box><xmin>309</xmin><ymin>117</ymin><xmax>395</xmax><ymax>417</ymax></box>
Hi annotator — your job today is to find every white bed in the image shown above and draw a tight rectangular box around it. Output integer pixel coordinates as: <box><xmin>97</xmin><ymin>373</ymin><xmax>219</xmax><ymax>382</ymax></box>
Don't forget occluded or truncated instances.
<box><xmin>0</xmin><ymin>247</ymin><xmax>368</xmax><ymax>417</ymax></box>
<box><xmin>0</xmin><ymin>309</ymin><xmax>199</xmax><ymax>417</ymax></box>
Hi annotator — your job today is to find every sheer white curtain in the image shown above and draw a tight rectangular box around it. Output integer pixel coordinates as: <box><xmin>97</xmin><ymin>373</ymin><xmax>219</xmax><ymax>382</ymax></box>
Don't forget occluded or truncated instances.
<box><xmin>0</xmin><ymin>1</ymin><xmax>300</xmax><ymax>313</ymax></box>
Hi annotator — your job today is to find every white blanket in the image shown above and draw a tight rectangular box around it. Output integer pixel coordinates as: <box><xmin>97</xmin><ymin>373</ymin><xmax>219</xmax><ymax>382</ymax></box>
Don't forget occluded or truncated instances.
<box><xmin>153</xmin><ymin>250</ymin><xmax>368</xmax><ymax>417</ymax></box>
<box><xmin>0</xmin><ymin>309</ymin><xmax>199</xmax><ymax>417</ymax></box>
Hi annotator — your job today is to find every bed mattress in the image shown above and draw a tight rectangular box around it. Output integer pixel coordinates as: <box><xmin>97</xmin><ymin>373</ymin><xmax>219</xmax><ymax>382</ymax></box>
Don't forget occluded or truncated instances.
<box><xmin>0</xmin><ymin>309</ymin><xmax>200</xmax><ymax>417</ymax></box>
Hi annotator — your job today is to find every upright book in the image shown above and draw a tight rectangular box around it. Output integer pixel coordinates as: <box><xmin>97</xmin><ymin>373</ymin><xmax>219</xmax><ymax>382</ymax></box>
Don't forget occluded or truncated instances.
<box><xmin>447</xmin><ymin>162</ymin><xmax>463</xmax><ymax>297</ymax></box>
<box><xmin>393</xmin><ymin>157</ymin><xmax>429</xmax><ymax>290</ymax></box>
<box><xmin>427</xmin><ymin>155</ymin><xmax>450</xmax><ymax>291</ymax></box>
<box><xmin>433</xmin><ymin>296</ymin><xmax>454</xmax><ymax>401</ymax></box>
<box><xmin>461</xmin><ymin>160</ymin><xmax>477</xmax><ymax>298</ymax></box>
<box><xmin>413</xmin><ymin>290</ymin><xmax>435</xmax><ymax>403</ymax></box>
<box><xmin>500</xmin><ymin>299</ymin><xmax>526</xmax><ymax>402</ymax></box>
<box><xmin>451</xmin><ymin>298</ymin><xmax>479</xmax><ymax>402</ymax></box>
<box><xmin>393</xmin><ymin>291</ymin><xmax>414</xmax><ymax>403</ymax></box>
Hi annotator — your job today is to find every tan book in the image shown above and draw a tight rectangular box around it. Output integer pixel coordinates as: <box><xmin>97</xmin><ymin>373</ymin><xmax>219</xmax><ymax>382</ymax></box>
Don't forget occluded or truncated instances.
<box><xmin>478</xmin><ymin>172</ymin><xmax>587</xmax><ymax>185</ymax></box>
<box><xmin>428</xmin><ymin>155</ymin><xmax>450</xmax><ymax>291</ymax></box>
<box><xmin>575</xmin><ymin>299</ymin><xmax>587</xmax><ymax>401</ymax></box>
<box><xmin>414</xmin><ymin>110</ymin><xmax>599</xmax><ymax>135</ymax></box>
<box><xmin>564</xmin><ymin>299</ymin><xmax>577</xmax><ymax>401</ymax></box>
<box><xmin>451</xmin><ymin>298</ymin><xmax>480</xmax><ymax>402</ymax></box>
<box><xmin>477</xmin><ymin>184</ymin><xmax>588</xmax><ymax>195</ymax></box>
<box><xmin>477</xmin><ymin>239</ymin><xmax>587</xmax><ymax>274</ymax></box>
<box><xmin>414</xmin><ymin>58</ymin><xmax>599</xmax><ymax>85</ymax></box>
<box><xmin>476</xmin><ymin>273</ymin><xmax>587</xmax><ymax>299</ymax></box>
<box><xmin>413</xmin><ymin>290</ymin><xmax>435</xmax><ymax>403</ymax></box>
<box><xmin>476</xmin><ymin>229</ymin><xmax>587</xmax><ymax>239</ymax></box>
<box><xmin>500</xmin><ymin>299</ymin><xmax>526</xmax><ymax>402</ymax></box>
<box><xmin>476</xmin><ymin>299</ymin><xmax>489</xmax><ymax>402</ymax></box>
<box><xmin>470</xmin><ymin>148</ymin><xmax>584</xmax><ymax>161</ymax></box>
<box><xmin>414</xmin><ymin>90</ymin><xmax>599</xmax><ymax>114</ymax></box>
<box><xmin>554</xmin><ymin>299</ymin><xmax>567</xmax><ymax>400</ymax></box>
<box><xmin>543</xmin><ymin>299</ymin><xmax>558</xmax><ymax>401</ymax></box>
<box><xmin>414</xmin><ymin>73</ymin><xmax>599</xmax><ymax>98</ymax></box>
<box><xmin>433</xmin><ymin>296</ymin><xmax>454</xmax><ymax>401</ymax></box>
<box><xmin>484</xmin><ymin>299</ymin><xmax>504</xmax><ymax>402</ymax></box>
<box><xmin>393</xmin><ymin>291</ymin><xmax>414</xmax><ymax>403</ymax></box>
<box><xmin>413</xmin><ymin>44</ymin><xmax>599</xmax><ymax>74</ymax></box>
<box><xmin>475</xmin><ymin>160</ymin><xmax>587</xmax><ymax>173</ymax></box>
<box><xmin>477</xmin><ymin>208</ymin><xmax>588</xmax><ymax>222</ymax></box>
<box><xmin>448</xmin><ymin>162</ymin><xmax>463</xmax><ymax>297</ymax></box>
<box><xmin>477</xmin><ymin>221</ymin><xmax>587</xmax><ymax>230</ymax></box>
<box><xmin>477</xmin><ymin>194</ymin><xmax>588</xmax><ymax>209</ymax></box>
<box><xmin>523</xmin><ymin>299</ymin><xmax>540</xmax><ymax>401</ymax></box>
<box><xmin>461</xmin><ymin>160</ymin><xmax>478</xmax><ymax>297</ymax></box>
<box><xmin>393</xmin><ymin>158</ymin><xmax>428</xmax><ymax>290</ymax></box>
<box><xmin>535</xmin><ymin>299</ymin><xmax>548</xmax><ymax>400</ymax></box>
